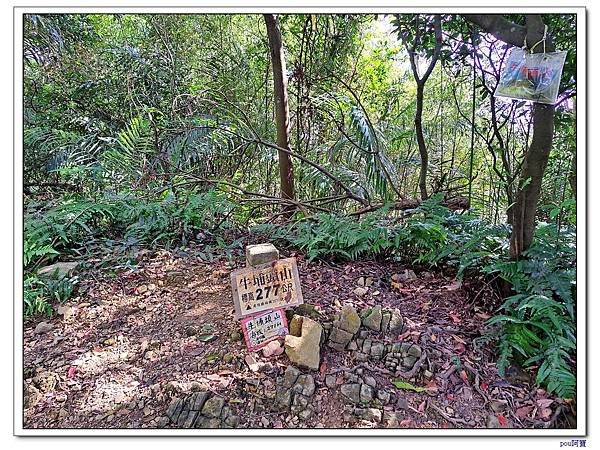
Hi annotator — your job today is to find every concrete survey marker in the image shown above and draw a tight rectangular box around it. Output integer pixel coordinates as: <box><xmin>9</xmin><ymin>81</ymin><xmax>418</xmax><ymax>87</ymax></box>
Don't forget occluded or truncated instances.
<box><xmin>240</xmin><ymin>308</ymin><xmax>289</xmax><ymax>351</ymax></box>
<box><xmin>231</xmin><ymin>257</ymin><xmax>304</xmax><ymax>318</ymax></box>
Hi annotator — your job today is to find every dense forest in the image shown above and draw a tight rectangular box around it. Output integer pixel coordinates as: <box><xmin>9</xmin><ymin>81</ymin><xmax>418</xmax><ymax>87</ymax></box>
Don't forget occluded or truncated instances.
<box><xmin>22</xmin><ymin>13</ymin><xmax>577</xmax><ymax>430</ymax></box>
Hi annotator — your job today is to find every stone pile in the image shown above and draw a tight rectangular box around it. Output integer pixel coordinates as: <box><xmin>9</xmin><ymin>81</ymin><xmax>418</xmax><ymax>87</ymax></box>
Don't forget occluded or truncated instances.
<box><xmin>383</xmin><ymin>342</ymin><xmax>423</xmax><ymax>372</ymax></box>
<box><xmin>328</xmin><ymin>304</ymin><xmax>361</xmax><ymax>351</ymax></box>
<box><xmin>274</xmin><ymin>365</ymin><xmax>316</xmax><ymax>420</ymax></box>
<box><xmin>164</xmin><ymin>391</ymin><xmax>239</xmax><ymax>428</ymax></box>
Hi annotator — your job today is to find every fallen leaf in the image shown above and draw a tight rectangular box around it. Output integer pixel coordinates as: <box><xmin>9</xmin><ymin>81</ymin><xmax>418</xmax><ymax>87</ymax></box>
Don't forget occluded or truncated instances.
<box><xmin>418</xmin><ymin>400</ymin><xmax>426</xmax><ymax>413</ymax></box>
<box><xmin>536</xmin><ymin>399</ymin><xmax>554</xmax><ymax>408</ymax></box>
<box><xmin>393</xmin><ymin>380</ymin><xmax>426</xmax><ymax>392</ymax></box>
<box><xmin>319</xmin><ymin>362</ymin><xmax>327</xmax><ymax>378</ymax></box>
<box><xmin>67</xmin><ymin>366</ymin><xmax>76</xmax><ymax>378</ymax></box>
<box><xmin>516</xmin><ymin>405</ymin><xmax>534</xmax><ymax>419</ymax></box>
<box><xmin>497</xmin><ymin>414</ymin><xmax>508</xmax><ymax>427</ymax></box>
<box><xmin>539</xmin><ymin>408</ymin><xmax>553</xmax><ymax>420</ymax></box>
<box><xmin>400</xmin><ymin>418</ymin><xmax>415</xmax><ymax>427</ymax></box>
<box><xmin>459</xmin><ymin>370</ymin><xmax>469</xmax><ymax>385</ymax></box>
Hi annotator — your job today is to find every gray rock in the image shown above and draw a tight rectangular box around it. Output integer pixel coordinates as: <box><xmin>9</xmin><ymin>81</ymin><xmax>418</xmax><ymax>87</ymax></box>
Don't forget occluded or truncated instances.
<box><xmin>402</xmin><ymin>356</ymin><xmax>418</xmax><ymax>369</ymax></box>
<box><xmin>34</xmin><ymin>322</ymin><xmax>53</xmax><ymax>334</ymax></box>
<box><xmin>355</xmin><ymin>352</ymin><xmax>369</xmax><ymax>362</ymax></box>
<box><xmin>335</xmin><ymin>305</ymin><xmax>361</xmax><ymax>334</ymax></box>
<box><xmin>329</xmin><ymin>326</ymin><xmax>353</xmax><ymax>344</ymax></box>
<box><xmin>370</xmin><ymin>342</ymin><xmax>385</xmax><ymax>360</ymax></box>
<box><xmin>296</xmin><ymin>374</ymin><xmax>315</xmax><ymax>397</ymax></box>
<box><xmin>360</xmin><ymin>384</ymin><xmax>374</xmax><ymax>403</ymax></box>
<box><xmin>377</xmin><ymin>390</ymin><xmax>391</xmax><ymax>404</ymax></box>
<box><xmin>381</xmin><ymin>312</ymin><xmax>391</xmax><ymax>333</ymax></box>
<box><xmin>353</xmin><ymin>287</ymin><xmax>369</xmax><ymax>297</ymax></box>
<box><xmin>340</xmin><ymin>383</ymin><xmax>361</xmax><ymax>404</ymax></box>
<box><xmin>201</xmin><ymin>396</ymin><xmax>225</xmax><ymax>418</ymax></box>
<box><xmin>364</xmin><ymin>375</ymin><xmax>377</xmax><ymax>388</ymax></box>
<box><xmin>347</xmin><ymin>341</ymin><xmax>358</xmax><ymax>351</ymax></box>
<box><xmin>38</xmin><ymin>261</ymin><xmax>79</xmax><ymax>279</ymax></box>
<box><xmin>190</xmin><ymin>391</ymin><xmax>210</xmax><ymax>411</ymax></box>
<box><xmin>383</xmin><ymin>411</ymin><xmax>399</xmax><ymax>427</ymax></box>
<box><xmin>282</xmin><ymin>365</ymin><xmax>301</xmax><ymax>388</ymax></box>
<box><xmin>388</xmin><ymin>309</ymin><xmax>404</xmax><ymax>334</ymax></box>
<box><xmin>166</xmin><ymin>398</ymin><xmax>183</xmax><ymax>422</ymax></box>
<box><xmin>354</xmin><ymin>407</ymin><xmax>382</xmax><ymax>422</ymax></box>
<box><xmin>182</xmin><ymin>410</ymin><xmax>199</xmax><ymax>428</ymax></box>
<box><xmin>328</xmin><ymin>340</ymin><xmax>347</xmax><ymax>352</ymax></box>
<box><xmin>292</xmin><ymin>394</ymin><xmax>309</xmax><ymax>408</ymax></box>
<box><xmin>298</xmin><ymin>408</ymin><xmax>313</xmax><ymax>420</ymax></box>
<box><xmin>275</xmin><ymin>387</ymin><xmax>292</xmax><ymax>407</ymax></box>
<box><xmin>407</xmin><ymin>344</ymin><xmax>422</xmax><ymax>358</ymax></box>
<box><xmin>362</xmin><ymin>305</ymin><xmax>382</xmax><ymax>331</ymax></box>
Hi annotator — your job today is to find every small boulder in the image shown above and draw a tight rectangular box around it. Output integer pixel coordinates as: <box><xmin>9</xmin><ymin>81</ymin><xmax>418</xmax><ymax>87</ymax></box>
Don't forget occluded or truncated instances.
<box><xmin>340</xmin><ymin>383</ymin><xmax>361</xmax><ymax>404</ymax></box>
<box><xmin>38</xmin><ymin>262</ymin><xmax>79</xmax><ymax>280</ymax></box>
<box><xmin>362</xmin><ymin>305</ymin><xmax>382</xmax><ymax>331</ymax></box>
<box><xmin>388</xmin><ymin>308</ymin><xmax>404</xmax><ymax>334</ymax></box>
<box><xmin>284</xmin><ymin>316</ymin><xmax>322</xmax><ymax>370</ymax></box>
<box><xmin>34</xmin><ymin>322</ymin><xmax>53</xmax><ymax>335</ymax></box>
<box><xmin>335</xmin><ymin>305</ymin><xmax>361</xmax><ymax>334</ymax></box>
<box><xmin>353</xmin><ymin>287</ymin><xmax>369</xmax><ymax>297</ymax></box>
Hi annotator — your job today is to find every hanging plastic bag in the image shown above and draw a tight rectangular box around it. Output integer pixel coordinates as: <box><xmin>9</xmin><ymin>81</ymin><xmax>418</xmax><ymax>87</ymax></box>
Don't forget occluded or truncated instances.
<box><xmin>495</xmin><ymin>47</ymin><xmax>567</xmax><ymax>105</ymax></box>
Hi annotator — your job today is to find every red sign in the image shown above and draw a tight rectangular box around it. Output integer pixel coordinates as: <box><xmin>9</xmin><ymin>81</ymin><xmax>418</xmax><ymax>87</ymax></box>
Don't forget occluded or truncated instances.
<box><xmin>240</xmin><ymin>308</ymin><xmax>289</xmax><ymax>352</ymax></box>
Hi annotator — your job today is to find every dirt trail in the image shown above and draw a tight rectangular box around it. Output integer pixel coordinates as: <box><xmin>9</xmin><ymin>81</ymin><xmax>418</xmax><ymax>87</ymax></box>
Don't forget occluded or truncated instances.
<box><xmin>22</xmin><ymin>249</ymin><xmax>574</xmax><ymax>430</ymax></box>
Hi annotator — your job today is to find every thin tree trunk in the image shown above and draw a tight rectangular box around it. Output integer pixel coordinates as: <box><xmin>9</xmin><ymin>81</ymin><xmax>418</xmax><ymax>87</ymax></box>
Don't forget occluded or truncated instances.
<box><xmin>415</xmin><ymin>83</ymin><xmax>429</xmax><ymax>200</ymax></box>
<box><xmin>264</xmin><ymin>14</ymin><xmax>296</xmax><ymax>206</ymax></box>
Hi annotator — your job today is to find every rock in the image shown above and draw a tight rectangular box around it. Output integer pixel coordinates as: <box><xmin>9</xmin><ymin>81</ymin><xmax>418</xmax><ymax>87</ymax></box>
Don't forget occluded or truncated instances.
<box><xmin>223</xmin><ymin>353</ymin><xmax>234</xmax><ymax>363</ymax></box>
<box><xmin>296</xmin><ymin>374</ymin><xmax>316</xmax><ymax>397</ymax></box>
<box><xmin>353</xmin><ymin>287</ymin><xmax>369</xmax><ymax>297</ymax></box>
<box><xmin>38</xmin><ymin>261</ymin><xmax>79</xmax><ymax>279</ymax></box>
<box><xmin>246</xmin><ymin>243</ymin><xmax>279</xmax><ymax>266</ymax></box>
<box><xmin>56</xmin><ymin>305</ymin><xmax>75</xmax><ymax>320</ymax></box>
<box><xmin>185</xmin><ymin>325</ymin><xmax>197</xmax><ymax>337</ymax></box>
<box><xmin>347</xmin><ymin>341</ymin><xmax>358</xmax><ymax>351</ymax></box>
<box><xmin>381</xmin><ymin>312</ymin><xmax>391</xmax><ymax>333</ymax></box>
<box><xmin>166</xmin><ymin>398</ymin><xmax>184</xmax><ymax>422</ymax></box>
<box><xmin>284</xmin><ymin>316</ymin><xmax>322</xmax><ymax>370</ymax></box>
<box><xmin>370</xmin><ymin>342</ymin><xmax>385</xmax><ymax>360</ymax></box>
<box><xmin>32</xmin><ymin>371</ymin><xmax>58</xmax><ymax>393</ymax></box>
<box><xmin>262</xmin><ymin>340</ymin><xmax>284</xmax><ymax>357</ymax></box>
<box><xmin>328</xmin><ymin>327</ymin><xmax>353</xmax><ymax>347</ymax></box>
<box><xmin>362</xmin><ymin>305</ymin><xmax>382</xmax><ymax>331</ymax></box>
<box><xmin>34</xmin><ymin>321</ymin><xmax>53</xmax><ymax>334</ymax></box>
<box><xmin>335</xmin><ymin>304</ymin><xmax>361</xmax><ymax>334</ymax></box>
<box><xmin>260</xmin><ymin>417</ymin><xmax>270</xmax><ymax>427</ymax></box>
<box><xmin>24</xmin><ymin>384</ymin><xmax>42</xmax><ymax>409</ymax></box>
<box><xmin>396</xmin><ymin>397</ymin><xmax>410</xmax><ymax>410</ymax></box>
<box><xmin>407</xmin><ymin>344</ymin><xmax>422</xmax><ymax>358</ymax></box>
<box><xmin>201</xmin><ymin>396</ymin><xmax>225</xmax><ymax>418</ymax></box>
<box><xmin>383</xmin><ymin>411</ymin><xmax>399</xmax><ymax>427</ymax></box>
<box><xmin>230</xmin><ymin>330</ymin><xmax>242</xmax><ymax>342</ymax></box>
<box><xmin>354</xmin><ymin>407</ymin><xmax>382</xmax><ymax>422</ymax></box>
<box><xmin>340</xmin><ymin>383</ymin><xmax>361</xmax><ymax>404</ymax></box>
<box><xmin>282</xmin><ymin>365</ymin><xmax>301</xmax><ymax>388</ymax></box>
<box><xmin>190</xmin><ymin>391</ymin><xmax>210</xmax><ymax>411</ymax></box>
<box><xmin>275</xmin><ymin>387</ymin><xmax>293</xmax><ymax>407</ymax></box>
<box><xmin>388</xmin><ymin>309</ymin><xmax>404</xmax><ymax>334</ymax></box>
<box><xmin>360</xmin><ymin>384</ymin><xmax>374</xmax><ymax>403</ymax></box>
<box><xmin>377</xmin><ymin>390</ymin><xmax>391</xmax><ymax>404</ymax></box>
<box><xmin>245</xmin><ymin>354</ymin><xmax>260</xmax><ymax>372</ymax></box>
<box><xmin>364</xmin><ymin>375</ymin><xmax>377</xmax><ymax>388</ymax></box>
<box><xmin>294</xmin><ymin>304</ymin><xmax>321</xmax><ymax>319</ymax></box>
<box><xmin>490</xmin><ymin>399</ymin><xmax>508</xmax><ymax>413</ymax></box>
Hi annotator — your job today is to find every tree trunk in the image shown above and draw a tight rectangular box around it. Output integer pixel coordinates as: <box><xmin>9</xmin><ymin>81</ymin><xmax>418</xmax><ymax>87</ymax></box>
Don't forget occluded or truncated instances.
<box><xmin>509</xmin><ymin>103</ymin><xmax>555</xmax><ymax>257</ymax></box>
<box><xmin>415</xmin><ymin>83</ymin><xmax>429</xmax><ymax>200</ymax></box>
<box><xmin>569</xmin><ymin>148</ymin><xmax>576</xmax><ymax>199</ymax></box>
<box><xmin>464</xmin><ymin>14</ymin><xmax>557</xmax><ymax>258</ymax></box>
<box><xmin>264</xmin><ymin>14</ymin><xmax>296</xmax><ymax>206</ymax></box>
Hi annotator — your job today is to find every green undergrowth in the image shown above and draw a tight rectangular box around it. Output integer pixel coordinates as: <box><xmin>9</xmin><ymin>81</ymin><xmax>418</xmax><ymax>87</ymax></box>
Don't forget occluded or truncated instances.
<box><xmin>24</xmin><ymin>191</ymin><xmax>576</xmax><ymax>398</ymax></box>
<box><xmin>251</xmin><ymin>194</ymin><xmax>577</xmax><ymax>398</ymax></box>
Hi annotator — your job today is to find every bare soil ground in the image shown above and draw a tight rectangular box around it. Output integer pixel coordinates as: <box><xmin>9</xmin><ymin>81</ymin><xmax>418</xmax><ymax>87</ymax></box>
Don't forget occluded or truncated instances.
<box><xmin>22</xmin><ymin>248</ymin><xmax>576</xmax><ymax>430</ymax></box>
